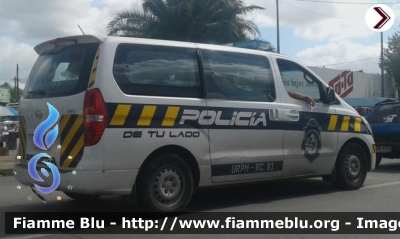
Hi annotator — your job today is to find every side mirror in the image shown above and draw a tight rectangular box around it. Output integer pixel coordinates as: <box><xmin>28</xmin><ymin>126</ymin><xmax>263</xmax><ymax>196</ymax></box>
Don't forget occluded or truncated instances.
<box><xmin>324</xmin><ymin>87</ymin><xmax>336</xmax><ymax>105</ymax></box>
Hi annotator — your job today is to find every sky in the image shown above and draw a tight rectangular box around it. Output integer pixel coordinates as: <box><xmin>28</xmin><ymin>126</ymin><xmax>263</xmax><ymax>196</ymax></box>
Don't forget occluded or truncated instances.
<box><xmin>0</xmin><ymin>0</ymin><xmax>399</xmax><ymax>88</ymax></box>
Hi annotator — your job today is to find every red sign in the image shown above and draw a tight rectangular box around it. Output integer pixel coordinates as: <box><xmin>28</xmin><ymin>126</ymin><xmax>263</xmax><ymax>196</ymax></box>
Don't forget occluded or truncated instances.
<box><xmin>373</xmin><ymin>7</ymin><xmax>391</xmax><ymax>29</ymax></box>
<box><xmin>328</xmin><ymin>71</ymin><xmax>354</xmax><ymax>98</ymax></box>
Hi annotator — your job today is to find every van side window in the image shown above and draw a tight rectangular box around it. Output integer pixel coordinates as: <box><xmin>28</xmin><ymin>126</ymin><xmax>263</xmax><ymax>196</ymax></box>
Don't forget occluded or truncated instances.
<box><xmin>201</xmin><ymin>50</ymin><xmax>276</xmax><ymax>102</ymax></box>
<box><xmin>276</xmin><ymin>59</ymin><xmax>325</xmax><ymax>103</ymax></box>
<box><xmin>113</xmin><ymin>44</ymin><xmax>202</xmax><ymax>98</ymax></box>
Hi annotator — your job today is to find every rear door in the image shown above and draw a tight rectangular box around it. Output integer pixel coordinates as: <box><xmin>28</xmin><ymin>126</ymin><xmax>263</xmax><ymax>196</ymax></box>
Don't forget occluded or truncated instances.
<box><xmin>19</xmin><ymin>37</ymin><xmax>100</xmax><ymax>170</ymax></box>
<box><xmin>200</xmin><ymin>48</ymin><xmax>284</xmax><ymax>183</ymax></box>
<box><xmin>102</xmin><ymin>43</ymin><xmax>209</xmax><ymax>172</ymax></box>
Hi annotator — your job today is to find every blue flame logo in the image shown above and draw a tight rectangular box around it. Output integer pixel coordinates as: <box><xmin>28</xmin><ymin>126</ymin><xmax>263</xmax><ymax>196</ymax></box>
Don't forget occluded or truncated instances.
<box><xmin>33</xmin><ymin>103</ymin><xmax>59</xmax><ymax>150</ymax></box>
<box><xmin>28</xmin><ymin>103</ymin><xmax>60</xmax><ymax>194</ymax></box>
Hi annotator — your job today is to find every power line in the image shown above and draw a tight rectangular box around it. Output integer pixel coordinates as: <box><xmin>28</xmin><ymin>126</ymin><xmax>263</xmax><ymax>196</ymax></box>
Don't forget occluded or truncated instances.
<box><xmin>293</xmin><ymin>0</ymin><xmax>400</xmax><ymax>4</ymax></box>
<box><xmin>280</xmin><ymin>0</ymin><xmax>363</xmax><ymax>19</ymax></box>
<box><xmin>317</xmin><ymin>56</ymin><xmax>380</xmax><ymax>67</ymax></box>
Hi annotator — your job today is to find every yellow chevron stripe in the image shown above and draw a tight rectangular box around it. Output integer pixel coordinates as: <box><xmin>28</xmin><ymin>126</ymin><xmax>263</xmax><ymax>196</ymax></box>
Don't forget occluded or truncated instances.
<box><xmin>61</xmin><ymin>115</ymin><xmax>83</xmax><ymax>155</ymax></box>
<box><xmin>162</xmin><ymin>107</ymin><xmax>180</xmax><ymax>126</ymax></box>
<box><xmin>372</xmin><ymin>144</ymin><xmax>376</xmax><ymax>154</ymax></box>
<box><xmin>89</xmin><ymin>48</ymin><xmax>100</xmax><ymax>88</ymax></box>
<box><xmin>341</xmin><ymin>116</ymin><xmax>350</xmax><ymax>132</ymax></box>
<box><xmin>354</xmin><ymin>117</ymin><xmax>362</xmax><ymax>132</ymax></box>
<box><xmin>137</xmin><ymin>106</ymin><xmax>157</xmax><ymax>126</ymax></box>
<box><xmin>62</xmin><ymin>134</ymin><xmax>84</xmax><ymax>167</ymax></box>
<box><xmin>59</xmin><ymin>114</ymin><xmax>71</xmax><ymax>135</ymax></box>
<box><xmin>110</xmin><ymin>105</ymin><xmax>131</xmax><ymax>126</ymax></box>
<box><xmin>328</xmin><ymin>115</ymin><xmax>338</xmax><ymax>131</ymax></box>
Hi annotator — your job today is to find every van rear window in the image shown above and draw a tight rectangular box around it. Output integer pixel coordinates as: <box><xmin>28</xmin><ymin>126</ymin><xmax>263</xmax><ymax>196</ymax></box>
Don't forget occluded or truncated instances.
<box><xmin>23</xmin><ymin>43</ymin><xmax>99</xmax><ymax>99</ymax></box>
<box><xmin>113</xmin><ymin>44</ymin><xmax>202</xmax><ymax>98</ymax></box>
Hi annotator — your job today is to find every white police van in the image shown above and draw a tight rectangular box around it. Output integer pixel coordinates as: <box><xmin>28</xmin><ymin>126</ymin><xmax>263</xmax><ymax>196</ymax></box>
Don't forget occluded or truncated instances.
<box><xmin>15</xmin><ymin>35</ymin><xmax>376</xmax><ymax>212</ymax></box>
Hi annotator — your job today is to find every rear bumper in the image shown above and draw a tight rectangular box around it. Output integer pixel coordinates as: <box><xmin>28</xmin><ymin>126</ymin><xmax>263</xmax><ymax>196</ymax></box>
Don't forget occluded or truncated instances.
<box><xmin>375</xmin><ymin>143</ymin><xmax>400</xmax><ymax>159</ymax></box>
<box><xmin>13</xmin><ymin>163</ymin><xmax>138</xmax><ymax>195</ymax></box>
<box><xmin>376</xmin><ymin>153</ymin><xmax>400</xmax><ymax>158</ymax></box>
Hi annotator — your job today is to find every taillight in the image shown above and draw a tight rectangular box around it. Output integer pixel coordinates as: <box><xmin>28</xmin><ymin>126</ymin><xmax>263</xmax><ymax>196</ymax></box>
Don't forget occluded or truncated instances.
<box><xmin>83</xmin><ymin>88</ymin><xmax>108</xmax><ymax>146</ymax></box>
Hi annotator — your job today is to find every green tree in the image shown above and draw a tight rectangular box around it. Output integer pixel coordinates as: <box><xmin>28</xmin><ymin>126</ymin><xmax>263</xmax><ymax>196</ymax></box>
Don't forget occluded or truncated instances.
<box><xmin>9</xmin><ymin>88</ymin><xmax>23</xmax><ymax>103</ymax></box>
<box><xmin>107</xmin><ymin>0</ymin><xmax>267</xmax><ymax>45</ymax></box>
<box><xmin>383</xmin><ymin>29</ymin><xmax>400</xmax><ymax>99</ymax></box>
<box><xmin>0</xmin><ymin>80</ymin><xmax>23</xmax><ymax>102</ymax></box>
<box><xmin>0</xmin><ymin>82</ymin><xmax>11</xmax><ymax>89</ymax></box>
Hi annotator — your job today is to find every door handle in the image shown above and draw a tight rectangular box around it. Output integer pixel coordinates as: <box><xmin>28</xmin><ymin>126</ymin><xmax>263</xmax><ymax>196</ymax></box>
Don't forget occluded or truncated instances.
<box><xmin>286</xmin><ymin>113</ymin><xmax>299</xmax><ymax>118</ymax></box>
<box><xmin>284</xmin><ymin>110</ymin><xmax>300</xmax><ymax>121</ymax></box>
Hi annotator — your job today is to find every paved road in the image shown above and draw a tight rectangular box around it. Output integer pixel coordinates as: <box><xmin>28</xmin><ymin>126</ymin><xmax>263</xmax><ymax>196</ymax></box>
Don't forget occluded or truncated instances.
<box><xmin>1</xmin><ymin>159</ymin><xmax>400</xmax><ymax>239</ymax></box>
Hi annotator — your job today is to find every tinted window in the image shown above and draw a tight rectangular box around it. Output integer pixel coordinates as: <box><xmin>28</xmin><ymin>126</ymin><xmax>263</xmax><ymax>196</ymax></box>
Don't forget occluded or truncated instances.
<box><xmin>276</xmin><ymin>59</ymin><xmax>325</xmax><ymax>102</ymax></box>
<box><xmin>201</xmin><ymin>50</ymin><xmax>276</xmax><ymax>102</ymax></box>
<box><xmin>113</xmin><ymin>44</ymin><xmax>202</xmax><ymax>98</ymax></box>
<box><xmin>366</xmin><ymin>104</ymin><xmax>400</xmax><ymax>123</ymax></box>
<box><xmin>24</xmin><ymin>43</ymin><xmax>99</xmax><ymax>99</ymax></box>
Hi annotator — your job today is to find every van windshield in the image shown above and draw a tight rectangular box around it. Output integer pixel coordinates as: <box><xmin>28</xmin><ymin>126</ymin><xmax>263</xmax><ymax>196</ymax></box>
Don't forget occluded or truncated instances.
<box><xmin>366</xmin><ymin>104</ymin><xmax>400</xmax><ymax>124</ymax></box>
<box><xmin>23</xmin><ymin>43</ymin><xmax>99</xmax><ymax>99</ymax></box>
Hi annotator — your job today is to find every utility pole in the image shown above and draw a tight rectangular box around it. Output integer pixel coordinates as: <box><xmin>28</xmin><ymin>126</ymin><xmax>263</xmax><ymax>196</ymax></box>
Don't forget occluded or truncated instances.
<box><xmin>13</xmin><ymin>77</ymin><xmax>17</xmax><ymax>103</ymax></box>
<box><xmin>381</xmin><ymin>32</ymin><xmax>384</xmax><ymax>97</ymax></box>
<box><xmin>276</xmin><ymin>0</ymin><xmax>280</xmax><ymax>53</ymax></box>
<box><xmin>16</xmin><ymin>64</ymin><xmax>19</xmax><ymax>101</ymax></box>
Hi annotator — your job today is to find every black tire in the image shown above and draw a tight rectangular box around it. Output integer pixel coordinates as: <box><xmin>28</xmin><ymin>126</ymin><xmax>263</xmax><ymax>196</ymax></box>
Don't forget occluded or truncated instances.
<box><xmin>64</xmin><ymin>191</ymin><xmax>100</xmax><ymax>201</ymax></box>
<box><xmin>333</xmin><ymin>143</ymin><xmax>367</xmax><ymax>190</ymax></box>
<box><xmin>375</xmin><ymin>155</ymin><xmax>382</xmax><ymax>167</ymax></box>
<box><xmin>137</xmin><ymin>153</ymin><xmax>194</xmax><ymax>212</ymax></box>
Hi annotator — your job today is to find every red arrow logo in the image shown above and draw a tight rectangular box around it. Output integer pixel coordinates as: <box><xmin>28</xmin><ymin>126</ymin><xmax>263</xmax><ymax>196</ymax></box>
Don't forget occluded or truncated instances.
<box><xmin>373</xmin><ymin>7</ymin><xmax>391</xmax><ymax>29</ymax></box>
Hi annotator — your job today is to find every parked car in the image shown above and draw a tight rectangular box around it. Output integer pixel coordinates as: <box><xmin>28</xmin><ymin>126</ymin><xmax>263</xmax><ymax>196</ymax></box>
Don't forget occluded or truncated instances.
<box><xmin>0</xmin><ymin>116</ymin><xmax>19</xmax><ymax>149</ymax></box>
<box><xmin>366</xmin><ymin>102</ymin><xmax>400</xmax><ymax>167</ymax></box>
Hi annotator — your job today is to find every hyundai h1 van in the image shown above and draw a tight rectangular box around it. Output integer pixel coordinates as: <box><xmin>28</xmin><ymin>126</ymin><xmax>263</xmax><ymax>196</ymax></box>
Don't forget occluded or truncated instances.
<box><xmin>14</xmin><ymin>35</ymin><xmax>376</xmax><ymax>212</ymax></box>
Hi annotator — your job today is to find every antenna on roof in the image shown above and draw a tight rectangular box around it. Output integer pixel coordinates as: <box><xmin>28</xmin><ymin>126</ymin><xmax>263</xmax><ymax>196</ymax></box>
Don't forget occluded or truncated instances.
<box><xmin>78</xmin><ymin>25</ymin><xmax>85</xmax><ymax>35</ymax></box>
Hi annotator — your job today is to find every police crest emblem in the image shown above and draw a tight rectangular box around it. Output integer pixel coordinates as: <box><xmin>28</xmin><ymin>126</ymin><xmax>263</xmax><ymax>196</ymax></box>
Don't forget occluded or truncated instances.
<box><xmin>301</xmin><ymin>118</ymin><xmax>322</xmax><ymax>162</ymax></box>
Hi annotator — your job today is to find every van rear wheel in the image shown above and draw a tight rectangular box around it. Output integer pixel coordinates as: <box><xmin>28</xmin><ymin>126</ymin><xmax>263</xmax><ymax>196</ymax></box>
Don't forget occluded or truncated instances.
<box><xmin>137</xmin><ymin>153</ymin><xmax>194</xmax><ymax>212</ymax></box>
<box><xmin>333</xmin><ymin>143</ymin><xmax>367</xmax><ymax>190</ymax></box>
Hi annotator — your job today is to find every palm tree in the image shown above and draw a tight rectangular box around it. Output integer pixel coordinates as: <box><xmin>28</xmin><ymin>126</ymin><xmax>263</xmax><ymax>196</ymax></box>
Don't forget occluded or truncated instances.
<box><xmin>107</xmin><ymin>0</ymin><xmax>266</xmax><ymax>45</ymax></box>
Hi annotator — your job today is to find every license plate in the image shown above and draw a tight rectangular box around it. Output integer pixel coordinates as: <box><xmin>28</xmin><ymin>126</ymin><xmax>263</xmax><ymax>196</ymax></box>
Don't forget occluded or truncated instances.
<box><xmin>2</xmin><ymin>132</ymin><xmax>9</xmax><ymax>135</ymax></box>
<box><xmin>377</xmin><ymin>146</ymin><xmax>392</xmax><ymax>153</ymax></box>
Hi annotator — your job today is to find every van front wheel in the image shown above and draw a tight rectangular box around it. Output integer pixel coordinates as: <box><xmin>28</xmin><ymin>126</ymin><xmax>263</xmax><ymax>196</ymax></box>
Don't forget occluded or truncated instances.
<box><xmin>334</xmin><ymin>143</ymin><xmax>367</xmax><ymax>190</ymax></box>
<box><xmin>138</xmin><ymin>154</ymin><xmax>194</xmax><ymax>212</ymax></box>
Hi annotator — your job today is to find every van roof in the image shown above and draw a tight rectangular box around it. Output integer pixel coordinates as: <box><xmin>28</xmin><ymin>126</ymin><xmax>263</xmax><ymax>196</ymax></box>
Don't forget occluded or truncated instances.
<box><xmin>35</xmin><ymin>35</ymin><xmax>287</xmax><ymax>58</ymax></box>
